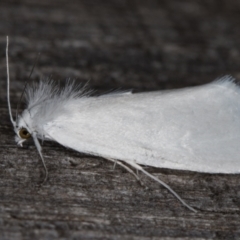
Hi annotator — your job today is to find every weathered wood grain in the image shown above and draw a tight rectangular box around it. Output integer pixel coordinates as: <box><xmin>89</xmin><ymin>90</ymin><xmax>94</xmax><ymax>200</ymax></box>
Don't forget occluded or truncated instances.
<box><xmin>1</xmin><ymin>0</ymin><xmax>240</xmax><ymax>239</ymax></box>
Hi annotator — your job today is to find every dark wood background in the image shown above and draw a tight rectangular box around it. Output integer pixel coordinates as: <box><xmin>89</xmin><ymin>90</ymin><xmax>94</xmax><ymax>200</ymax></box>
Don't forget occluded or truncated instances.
<box><xmin>1</xmin><ymin>0</ymin><xmax>240</xmax><ymax>239</ymax></box>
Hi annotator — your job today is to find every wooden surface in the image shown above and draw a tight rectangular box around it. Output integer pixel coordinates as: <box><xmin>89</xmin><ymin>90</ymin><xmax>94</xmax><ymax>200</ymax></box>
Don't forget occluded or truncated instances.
<box><xmin>1</xmin><ymin>0</ymin><xmax>240</xmax><ymax>239</ymax></box>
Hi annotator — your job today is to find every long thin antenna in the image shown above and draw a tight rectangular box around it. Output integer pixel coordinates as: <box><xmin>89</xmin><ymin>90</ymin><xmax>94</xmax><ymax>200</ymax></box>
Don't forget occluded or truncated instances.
<box><xmin>15</xmin><ymin>52</ymin><xmax>41</xmax><ymax>121</ymax></box>
<box><xmin>6</xmin><ymin>36</ymin><xmax>16</xmax><ymax>126</ymax></box>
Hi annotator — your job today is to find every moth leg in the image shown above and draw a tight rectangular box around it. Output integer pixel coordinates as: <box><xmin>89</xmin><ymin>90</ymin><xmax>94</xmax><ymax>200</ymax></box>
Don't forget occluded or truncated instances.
<box><xmin>105</xmin><ymin>158</ymin><xmax>145</xmax><ymax>187</ymax></box>
<box><xmin>127</xmin><ymin>161</ymin><xmax>197</xmax><ymax>213</ymax></box>
<box><xmin>32</xmin><ymin>132</ymin><xmax>48</xmax><ymax>184</ymax></box>
<box><xmin>112</xmin><ymin>160</ymin><xmax>117</xmax><ymax>170</ymax></box>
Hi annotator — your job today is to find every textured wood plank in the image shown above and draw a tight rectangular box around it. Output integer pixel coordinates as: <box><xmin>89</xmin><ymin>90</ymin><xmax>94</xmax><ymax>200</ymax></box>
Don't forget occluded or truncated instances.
<box><xmin>1</xmin><ymin>0</ymin><xmax>240</xmax><ymax>239</ymax></box>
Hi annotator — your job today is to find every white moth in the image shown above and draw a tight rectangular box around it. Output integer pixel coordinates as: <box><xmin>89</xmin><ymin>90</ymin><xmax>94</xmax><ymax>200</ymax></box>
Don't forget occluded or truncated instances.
<box><xmin>6</xmin><ymin>37</ymin><xmax>240</xmax><ymax>213</ymax></box>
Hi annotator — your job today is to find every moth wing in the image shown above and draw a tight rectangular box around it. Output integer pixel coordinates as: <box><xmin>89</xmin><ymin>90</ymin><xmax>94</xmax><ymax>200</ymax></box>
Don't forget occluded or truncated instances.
<box><xmin>44</xmin><ymin>79</ymin><xmax>240</xmax><ymax>173</ymax></box>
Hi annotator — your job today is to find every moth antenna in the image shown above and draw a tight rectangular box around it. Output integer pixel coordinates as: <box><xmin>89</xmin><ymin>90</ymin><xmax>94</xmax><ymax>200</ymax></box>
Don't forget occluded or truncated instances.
<box><xmin>6</xmin><ymin>36</ymin><xmax>16</xmax><ymax>126</ymax></box>
<box><xmin>32</xmin><ymin>132</ymin><xmax>48</xmax><ymax>184</ymax></box>
<box><xmin>128</xmin><ymin>161</ymin><xmax>197</xmax><ymax>212</ymax></box>
<box><xmin>16</xmin><ymin>52</ymin><xmax>41</xmax><ymax>122</ymax></box>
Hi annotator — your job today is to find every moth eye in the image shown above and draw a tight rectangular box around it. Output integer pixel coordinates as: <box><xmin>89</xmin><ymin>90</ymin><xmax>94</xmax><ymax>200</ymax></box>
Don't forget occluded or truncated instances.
<box><xmin>19</xmin><ymin>128</ymin><xmax>31</xmax><ymax>139</ymax></box>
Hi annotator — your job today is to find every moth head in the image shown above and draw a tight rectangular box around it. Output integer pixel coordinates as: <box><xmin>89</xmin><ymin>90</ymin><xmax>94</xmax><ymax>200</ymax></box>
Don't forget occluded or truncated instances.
<box><xmin>14</xmin><ymin>111</ymin><xmax>33</xmax><ymax>146</ymax></box>
<box><xmin>18</xmin><ymin>127</ymin><xmax>31</xmax><ymax>139</ymax></box>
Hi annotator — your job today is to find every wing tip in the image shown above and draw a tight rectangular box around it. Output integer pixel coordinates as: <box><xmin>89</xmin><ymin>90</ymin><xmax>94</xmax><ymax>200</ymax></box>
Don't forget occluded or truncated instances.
<box><xmin>213</xmin><ymin>75</ymin><xmax>239</xmax><ymax>89</ymax></box>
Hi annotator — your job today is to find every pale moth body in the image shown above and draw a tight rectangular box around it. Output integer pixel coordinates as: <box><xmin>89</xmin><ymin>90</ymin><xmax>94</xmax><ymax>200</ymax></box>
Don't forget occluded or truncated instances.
<box><xmin>6</xmin><ymin>37</ymin><xmax>240</xmax><ymax>212</ymax></box>
<box><xmin>19</xmin><ymin>78</ymin><xmax>240</xmax><ymax>174</ymax></box>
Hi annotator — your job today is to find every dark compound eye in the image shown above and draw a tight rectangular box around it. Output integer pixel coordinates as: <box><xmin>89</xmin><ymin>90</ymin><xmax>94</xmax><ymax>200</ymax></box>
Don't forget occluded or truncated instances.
<box><xmin>19</xmin><ymin>128</ymin><xmax>31</xmax><ymax>139</ymax></box>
